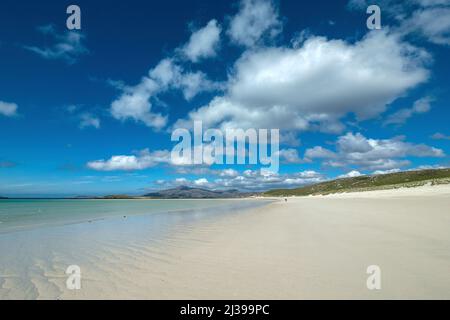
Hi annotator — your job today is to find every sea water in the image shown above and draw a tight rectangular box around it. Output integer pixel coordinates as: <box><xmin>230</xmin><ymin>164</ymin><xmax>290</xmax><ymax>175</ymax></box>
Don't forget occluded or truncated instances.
<box><xmin>0</xmin><ymin>199</ymin><xmax>263</xmax><ymax>234</ymax></box>
<box><xmin>0</xmin><ymin>199</ymin><xmax>268</xmax><ymax>299</ymax></box>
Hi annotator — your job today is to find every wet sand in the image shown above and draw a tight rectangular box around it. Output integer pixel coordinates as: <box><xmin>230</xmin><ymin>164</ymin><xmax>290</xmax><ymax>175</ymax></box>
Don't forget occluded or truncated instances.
<box><xmin>1</xmin><ymin>185</ymin><xmax>449</xmax><ymax>299</ymax></box>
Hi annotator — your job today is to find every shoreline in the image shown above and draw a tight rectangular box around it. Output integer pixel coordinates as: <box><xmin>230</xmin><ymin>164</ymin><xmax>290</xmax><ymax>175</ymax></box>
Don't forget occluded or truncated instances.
<box><xmin>1</xmin><ymin>185</ymin><xmax>449</xmax><ymax>299</ymax></box>
<box><xmin>0</xmin><ymin>198</ymin><xmax>269</xmax><ymax>236</ymax></box>
<box><xmin>3</xmin><ymin>181</ymin><xmax>449</xmax><ymax>201</ymax></box>
<box><xmin>64</xmin><ymin>184</ymin><xmax>450</xmax><ymax>299</ymax></box>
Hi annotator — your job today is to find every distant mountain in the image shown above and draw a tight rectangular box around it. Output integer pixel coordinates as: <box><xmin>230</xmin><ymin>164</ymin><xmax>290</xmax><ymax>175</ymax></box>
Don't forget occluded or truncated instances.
<box><xmin>71</xmin><ymin>195</ymin><xmax>135</xmax><ymax>199</ymax></box>
<box><xmin>264</xmin><ymin>168</ymin><xmax>450</xmax><ymax>196</ymax></box>
<box><xmin>144</xmin><ymin>186</ymin><xmax>251</xmax><ymax>199</ymax></box>
<box><xmin>70</xmin><ymin>188</ymin><xmax>251</xmax><ymax>200</ymax></box>
<box><xmin>0</xmin><ymin>196</ymin><xmax>8</xmax><ymax>199</ymax></box>
<box><xmin>101</xmin><ymin>195</ymin><xmax>135</xmax><ymax>199</ymax></box>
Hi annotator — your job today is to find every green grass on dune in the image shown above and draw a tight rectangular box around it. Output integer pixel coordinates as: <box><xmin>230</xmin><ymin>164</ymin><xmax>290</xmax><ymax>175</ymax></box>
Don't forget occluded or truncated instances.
<box><xmin>264</xmin><ymin>168</ymin><xmax>450</xmax><ymax>197</ymax></box>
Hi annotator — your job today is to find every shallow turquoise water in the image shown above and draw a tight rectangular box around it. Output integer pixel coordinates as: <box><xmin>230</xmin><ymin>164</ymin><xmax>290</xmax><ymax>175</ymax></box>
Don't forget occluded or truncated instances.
<box><xmin>0</xmin><ymin>198</ymin><xmax>270</xmax><ymax>299</ymax></box>
<box><xmin>0</xmin><ymin>199</ymin><xmax>259</xmax><ymax>234</ymax></box>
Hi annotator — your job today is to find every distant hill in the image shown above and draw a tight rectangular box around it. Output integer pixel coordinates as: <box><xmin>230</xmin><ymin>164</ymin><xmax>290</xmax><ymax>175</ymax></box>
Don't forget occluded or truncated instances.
<box><xmin>264</xmin><ymin>168</ymin><xmax>450</xmax><ymax>197</ymax></box>
<box><xmin>144</xmin><ymin>186</ymin><xmax>251</xmax><ymax>199</ymax></box>
<box><xmin>101</xmin><ymin>195</ymin><xmax>135</xmax><ymax>199</ymax></box>
<box><xmin>72</xmin><ymin>195</ymin><xmax>135</xmax><ymax>199</ymax></box>
<box><xmin>0</xmin><ymin>196</ymin><xmax>8</xmax><ymax>199</ymax></box>
<box><xmin>71</xmin><ymin>188</ymin><xmax>252</xmax><ymax>200</ymax></box>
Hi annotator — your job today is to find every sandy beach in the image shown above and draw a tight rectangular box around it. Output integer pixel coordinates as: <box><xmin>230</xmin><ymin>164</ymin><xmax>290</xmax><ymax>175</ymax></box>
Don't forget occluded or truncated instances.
<box><xmin>55</xmin><ymin>184</ymin><xmax>450</xmax><ymax>300</ymax></box>
<box><xmin>1</xmin><ymin>185</ymin><xmax>449</xmax><ymax>299</ymax></box>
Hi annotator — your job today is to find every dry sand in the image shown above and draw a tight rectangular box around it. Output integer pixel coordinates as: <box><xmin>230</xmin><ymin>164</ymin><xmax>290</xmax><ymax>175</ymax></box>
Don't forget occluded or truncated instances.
<box><xmin>60</xmin><ymin>184</ymin><xmax>450</xmax><ymax>299</ymax></box>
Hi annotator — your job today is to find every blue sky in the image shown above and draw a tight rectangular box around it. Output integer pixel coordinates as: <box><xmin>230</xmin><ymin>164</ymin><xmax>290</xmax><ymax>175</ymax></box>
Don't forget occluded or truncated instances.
<box><xmin>0</xmin><ymin>0</ymin><xmax>449</xmax><ymax>197</ymax></box>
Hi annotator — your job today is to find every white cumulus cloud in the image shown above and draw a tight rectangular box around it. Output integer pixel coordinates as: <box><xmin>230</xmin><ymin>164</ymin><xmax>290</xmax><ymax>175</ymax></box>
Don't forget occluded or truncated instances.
<box><xmin>111</xmin><ymin>59</ymin><xmax>218</xmax><ymax>129</ymax></box>
<box><xmin>305</xmin><ymin>132</ymin><xmax>444</xmax><ymax>170</ymax></box>
<box><xmin>384</xmin><ymin>96</ymin><xmax>433</xmax><ymax>126</ymax></box>
<box><xmin>349</xmin><ymin>0</ymin><xmax>450</xmax><ymax>46</ymax></box>
<box><xmin>227</xmin><ymin>0</ymin><xmax>282</xmax><ymax>47</ymax></box>
<box><xmin>182</xmin><ymin>20</ymin><xmax>222</xmax><ymax>62</ymax></box>
<box><xmin>155</xmin><ymin>169</ymin><xmax>326</xmax><ymax>191</ymax></box>
<box><xmin>338</xmin><ymin>170</ymin><xmax>363</xmax><ymax>178</ymax></box>
<box><xmin>87</xmin><ymin>149</ymin><xmax>171</xmax><ymax>171</ymax></box>
<box><xmin>176</xmin><ymin>30</ymin><xmax>430</xmax><ymax>134</ymax></box>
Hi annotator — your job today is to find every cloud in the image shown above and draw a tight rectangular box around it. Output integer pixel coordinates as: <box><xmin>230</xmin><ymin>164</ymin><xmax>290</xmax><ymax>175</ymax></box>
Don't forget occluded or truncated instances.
<box><xmin>110</xmin><ymin>76</ymin><xmax>167</xmax><ymax>130</ymax></box>
<box><xmin>305</xmin><ymin>132</ymin><xmax>444</xmax><ymax>170</ymax></box>
<box><xmin>87</xmin><ymin>149</ymin><xmax>171</xmax><ymax>171</ymax></box>
<box><xmin>24</xmin><ymin>25</ymin><xmax>88</xmax><ymax>63</ymax></box>
<box><xmin>431</xmin><ymin>132</ymin><xmax>450</xmax><ymax>140</ymax></box>
<box><xmin>227</xmin><ymin>0</ymin><xmax>282</xmax><ymax>47</ymax></box>
<box><xmin>182</xmin><ymin>20</ymin><xmax>222</xmax><ymax>62</ymax></box>
<box><xmin>402</xmin><ymin>6</ymin><xmax>450</xmax><ymax>45</ymax></box>
<box><xmin>413</xmin><ymin>164</ymin><xmax>448</xmax><ymax>170</ymax></box>
<box><xmin>155</xmin><ymin>169</ymin><xmax>326</xmax><ymax>191</ymax></box>
<box><xmin>176</xmin><ymin>30</ymin><xmax>430</xmax><ymax>134</ymax></box>
<box><xmin>279</xmin><ymin>131</ymin><xmax>302</xmax><ymax>147</ymax></box>
<box><xmin>0</xmin><ymin>101</ymin><xmax>18</xmax><ymax>117</ymax></box>
<box><xmin>172</xmin><ymin>166</ymin><xmax>242</xmax><ymax>178</ymax></box>
<box><xmin>304</xmin><ymin>146</ymin><xmax>336</xmax><ymax>159</ymax></box>
<box><xmin>384</xmin><ymin>96</ymin><xmax>432</xmax><ymax>126</ymax></box>
<box><xmin>372</xmin><ymin>168</ymin><xmax>401</xmax><ymax>175</ymax></box>
<box><xmin>276</xmin><ymin>148</ymin><xmax>305</xmax><ymax>164</ymax></box>
<box><xmin>149</xmin><ymin>58</ymin><xmax>221</xmax><ymax>99</ymax></box>
<box><xmin>79</xmin><ymin>113</ymin><xmax>100</xmax><ymax>129</ymax></box>
<box><xmin>225</xmin><ymin>169</ymin><xmax>325</xmax><ymax>190</ymax></box>
<box><xmin>349</xmin><ymin>0</ymin><xmax>450</xmax><ymax>46</ymax></box>
<box><xmin>338</xmin><ymin>170</ymin><xmax>363</xmax><ymax>178</ymax></box>
<box><xmin>337</xmin><ymin>132</ymin><xmax>373</xmax><ymax>153</ymax></box>
<box><xmin>64</xmin><ymin>105</ymin><xmax>101</xmax><ymax>130</ymax></box>
<box><xmin>177</xmin><ymin>71</ymin><xmax>221</xmax><ymax>100</ymax></box>
<box><xmin>111</xmin><ymin>59</ymin><xmax>219</xmax><ymax>129</ymax></box>
<box><xmin>194</xmin><ymin>178</ymin><xmax>209</xmax><ymax>186</ymax></box>
<box><xmin>416</xmin><ymin>0</ymin><xmax>450</xmax><ymax>6</ymax></box>
<box><xmin>220</xmin><ymin>168</ymin><xmax>239</xmax><ymax>177</ymax></box>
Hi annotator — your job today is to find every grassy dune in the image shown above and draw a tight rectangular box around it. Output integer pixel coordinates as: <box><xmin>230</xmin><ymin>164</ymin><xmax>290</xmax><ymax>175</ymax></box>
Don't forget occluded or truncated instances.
<box><xmin>264</xmin><ymin>168</ymin><xmax>450</xmax><ymax>196</ymax></box>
